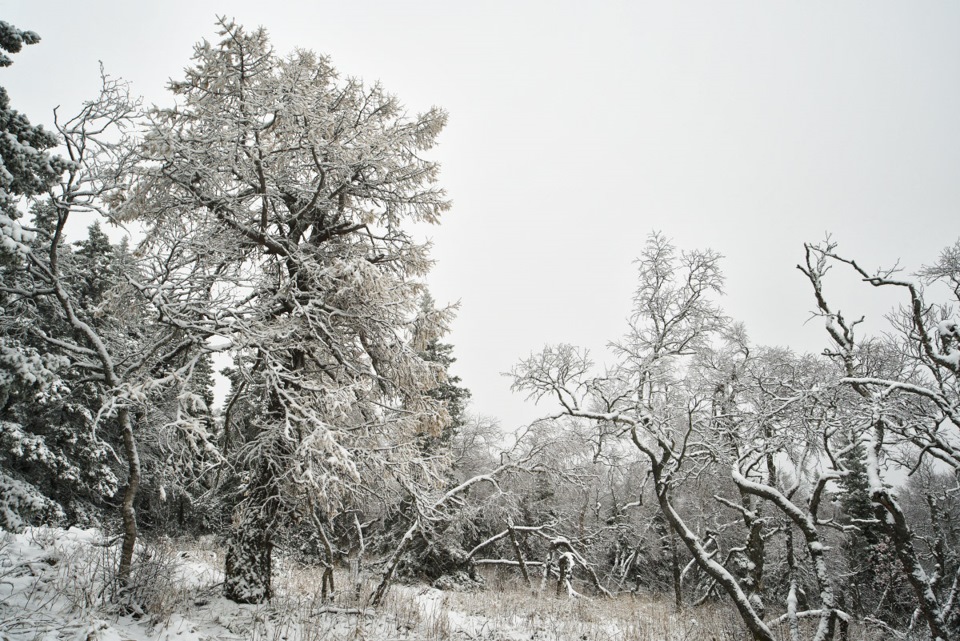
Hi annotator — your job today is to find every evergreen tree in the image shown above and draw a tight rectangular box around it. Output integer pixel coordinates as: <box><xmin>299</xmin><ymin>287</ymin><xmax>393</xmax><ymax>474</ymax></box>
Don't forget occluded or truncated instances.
<box><xmin>417</xmin><ymin>296</ymin><xmax>471</xmax><ymax>450</ymax></box>
<box><xmin>0</xmin><ymin>21</ymin><xmax>70</xmax><ymax>220</ymax></box>
<box><xmin>0</xmin><ymin>220</ymin><xmax>122</xmax><ymax>528</ymax></box>
<box><xmin>72</xmin><ymin>221</ymin><xmax>114</xmax><ymax>308</ymax></box>
<box><xmin>421</xmin><ymin>340</ymin><xmax>471</xmax><ymax>439</ymax></box>
<box><xmin>838</xmin><ymin>438</ymin><xmax>911</xmax><ymax>620</ymax></box>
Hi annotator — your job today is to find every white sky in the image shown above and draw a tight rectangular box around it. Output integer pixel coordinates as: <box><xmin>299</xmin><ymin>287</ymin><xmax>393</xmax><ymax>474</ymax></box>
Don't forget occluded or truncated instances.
<box><xmin>5</xmin><ymin>2</ymin><xmax>960</xmax><ymax>429</ymax></box>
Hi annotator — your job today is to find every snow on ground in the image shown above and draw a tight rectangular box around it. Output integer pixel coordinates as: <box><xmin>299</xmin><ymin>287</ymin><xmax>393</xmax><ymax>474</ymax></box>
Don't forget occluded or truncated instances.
<box><xmin>1</xmin><ymin>527</ymin><xmax>218</xmax><ymax>641</ymax></box>
<box><xmin>0</xmin><ymin>527</ymin><xmax>395</xmax><ymax>641</ymax></box>
<box><xmin>0</xmin><ymin>527</ymin><xmax>747</xmax><ymax>641</ymax></box>
<box><xmin>0</xmin><ymin>527</ymin><xmax>540</xmax><ymax>641</ymax></box>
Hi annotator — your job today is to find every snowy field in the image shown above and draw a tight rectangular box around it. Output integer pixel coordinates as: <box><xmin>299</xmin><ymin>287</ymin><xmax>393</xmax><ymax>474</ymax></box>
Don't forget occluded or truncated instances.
<box><xmin>1</xmin><ymin>528</ymin><xmax>886</xmax><ymax>641</ymax></box>
<box><xmin>0</xmin><ymin>527</ymin><xmax>734</xmax><ymax>641</ymax></box>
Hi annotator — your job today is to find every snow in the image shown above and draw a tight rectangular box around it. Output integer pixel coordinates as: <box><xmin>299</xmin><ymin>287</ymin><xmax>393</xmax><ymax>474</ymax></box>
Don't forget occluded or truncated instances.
<box><xmin>0</xmin><ymin>213</ymin><xmax>34</xmax><ymax>259</ymax></box>
<box><xmin>0</xmin><ymin>471</ymin><xmax>60</xmax><ymax>529</ymax></box>
<box><xmin>0</xmin><ymin>527</ymin><xmax>331</xmax><ymax>641</ymax></box>
<box><xmin>0</xmin><ymin>527</ymin><xmax>747</xmax><ymax>641</ymax></box>
<box><xmin>0</xmin><ymin>527</ymin><xmax>522</xmax><ymax>641</ymax></box>
<box><xmin>937</xmin><ymin>320</ymin><xmax>959</xmax><ymax>340</ymax></box>
<box><xmin>941</xmin><ymin>350</ymin><xmax>960</xmax><ymax>367</ymax></box>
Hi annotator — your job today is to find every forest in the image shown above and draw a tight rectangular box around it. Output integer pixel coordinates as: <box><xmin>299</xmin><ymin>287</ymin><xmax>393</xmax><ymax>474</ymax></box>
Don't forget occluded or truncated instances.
<box><xmin>2</xmin><ymin>16</ymin><xmax>960</xmax><ymax>641</ymax></box>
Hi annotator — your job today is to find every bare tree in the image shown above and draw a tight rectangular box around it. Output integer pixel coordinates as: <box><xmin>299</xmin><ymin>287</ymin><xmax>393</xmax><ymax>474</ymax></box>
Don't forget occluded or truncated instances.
<box><xmin>799</xmin><ymin>239</ymin><xmax>960</xmax><ymax>640</ymax></box>
<box><xmin>512</xmin><ymin>233</ymin><xmax>785</xmax><ymax>641</ymax></box>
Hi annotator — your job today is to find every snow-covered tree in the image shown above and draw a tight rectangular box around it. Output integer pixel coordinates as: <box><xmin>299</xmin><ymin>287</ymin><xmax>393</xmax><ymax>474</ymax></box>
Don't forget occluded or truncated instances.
<box><xmin>511</xmin><ymin>233</ymin><xmax>868</xmax><ymax>641</ymax></box>
<box><xmin>512</xmin><ymin>233</ymin><xmax>781</xmax><ymax>640</ymax></box>
<box><xmin>800</xmin><ymin>239</ymin><xmax>960</xmax><ymax>640</ymax></box>
<box><xmin>0</xmin><ymin>218</ymin><xmax>126</xmax><ymax>530</ymax></box>
<box><xmin>0</xmin><ymin>21</ymin><xmax>71</xmax><ymax>222</ymax></box>
<box><xmin>128</xmin><ymin>19</ymin><xmax>455</xmax><ymax>603</ymax></box>
<box><xmin>0</xmin><ymin>21</ymin><xmax>86</xmax><ymax>530</ymax></box>
<box><xmin>0</xmin><ymin>53</ymin><xmax>222</xmax><ymax>601</ymax></box>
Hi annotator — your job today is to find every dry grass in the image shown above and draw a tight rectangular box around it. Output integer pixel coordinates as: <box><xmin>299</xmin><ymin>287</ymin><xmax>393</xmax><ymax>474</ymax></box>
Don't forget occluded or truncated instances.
<box><xmin>0</xmin><ymin>529</ymin><xmax>909</xmax><ymax>641</ymax></box>
<box><xmin>439</xmin><ymin>573</ymin><xmax>743</xmax><ymax>641</ymax></box>
<box><xmin>128</xmin><ymin>545</ymin><xmax>913</xmax><ymax>641</ymax></box>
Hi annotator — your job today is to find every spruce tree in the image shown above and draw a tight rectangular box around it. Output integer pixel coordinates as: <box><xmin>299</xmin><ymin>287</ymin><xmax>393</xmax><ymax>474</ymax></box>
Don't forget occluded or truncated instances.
<box><xmin>0</xmin><ymin>21</ymin><xmax>70</xmax><ymax>219</ymax></box>
<box><xmin>0</xmin><ymin>219</ymin><xmax>122</xmax><ymax>527</ymax></box>
<box><xmin>838</xmin><ymin>439</ymin><xmax>910</xmax><ymax>620</ymax></box>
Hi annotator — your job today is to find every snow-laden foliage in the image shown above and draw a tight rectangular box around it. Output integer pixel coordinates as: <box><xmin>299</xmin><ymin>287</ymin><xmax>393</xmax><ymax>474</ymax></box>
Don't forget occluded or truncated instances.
<box><xmin>0</xmin><ymin>338</ymin><xmax>68</xmax><ymax>400</ymax></box>
<box><xmin>5</xmin><ymin>17</ymin><xmax>960</xmax><ymax>641</ymax></box>
<box><xmin>0</xmin><ymin>21</ymin><xmax>71</xmax><ymax>221</ymax></box>
<box><xmin>124</xmin><ymin>18</ymin><xmax>455</xmax><ymax>603</ymax></box>
<box><xmin>0</xmin><ymin>35</ymin><xmax>219</xmax><ymax>585</ymax></box>
<box><xmin>0</xmin><ymin>468</ymin><xmax>62</xmax><ymax>529</ymax></box>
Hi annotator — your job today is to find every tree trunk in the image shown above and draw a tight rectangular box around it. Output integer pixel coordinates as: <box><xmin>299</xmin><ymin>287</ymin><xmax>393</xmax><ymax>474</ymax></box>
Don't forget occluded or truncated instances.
<box><xmin>741</xmin><ymin>494</ymin><xmax>766</xmax><ymax>617</ymax></box>
<box><xmin>874</xmin><ymin>489</ymin><xmax>951</xmax><ymax>641</ymax></box>
<box><xmin>116</xmin><ymin>408</ymin><xmax>140</xmax><ymax>590</ymax></box>
<box><xmin>371</xmin><ymin>519</ymin><xmax>419</xmax><ymax>606</ymax></box>
<box><xmin>353</xmin><ymin>514</ymin><xmax>365</xmax><ymax>602</ymax></box>
<box><xmin>224</xmin><ymin>513</ymin><xmax>274</xmax><ymax>603</ymax></box>
<box><xmin>540</xmin><ymin>547</ymin><xmax>555</xmax><ymax>596</ymax></box>
<box><xmin>785</xmin><ymin>526</ymin><xmax>801</xmax><ymax>641</ymax></box>
<box><xmin>507</xmin><ymin>524</ymin><xmax>533</xmax><ymax>589</ymax></box>
<box><xmin>224</xmin><ymin>453</ymin><xmax>281</xmax><ymax>604</ymax></box>
<box><xmin>650</xmin><ymin>471</ymin><xmax>775</xmax><ymax>641</ymax></box>
<box><xmin>313</xmin><ymin>508</ymin><xmax>336</xmax><ymax>602</ymax></box>
<box><xmin>556</xmin><ymin>550</ymin><xmax>572</xmax><ymax>597</ymax></box>
<box><xmin>670</xmin><ymin>529</ymin><xmax>682</xmax><ymax>611</ymax></box>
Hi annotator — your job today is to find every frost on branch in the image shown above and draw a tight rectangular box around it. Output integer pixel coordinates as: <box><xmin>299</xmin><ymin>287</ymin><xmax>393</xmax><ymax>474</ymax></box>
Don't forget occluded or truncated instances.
<box><xmin>127</xmin><ymin>18</ymin><xmax>454</xmax><ymax>603</ymax></box>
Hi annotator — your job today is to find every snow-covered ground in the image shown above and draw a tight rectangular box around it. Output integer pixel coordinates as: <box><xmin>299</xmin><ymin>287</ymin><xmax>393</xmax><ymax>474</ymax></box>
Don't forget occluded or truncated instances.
<box><xmin>0</xmin><ymin>527</ymin><xmax>388</xmax><ymax>641</ymax></box>
<box><xmin>0</xmin><ymin>527</ymin><xmax>749</xmax><ymax>641</ymax></box>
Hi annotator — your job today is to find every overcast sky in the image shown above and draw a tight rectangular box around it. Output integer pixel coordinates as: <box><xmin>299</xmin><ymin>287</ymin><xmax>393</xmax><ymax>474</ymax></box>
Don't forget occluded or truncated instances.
<box><xmin>5</xmin><ymin>2</ymin><xmax>960</xmax><ymax>428</ymax></box>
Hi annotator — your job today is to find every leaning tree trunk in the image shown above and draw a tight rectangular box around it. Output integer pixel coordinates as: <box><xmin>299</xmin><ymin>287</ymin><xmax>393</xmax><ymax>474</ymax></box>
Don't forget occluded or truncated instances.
<box><xmin>507</xmin><ymin>523</ymin><xmax>533</xmax><ymax>589</ymax></box>
<box><xmin>669</xmin><ymin>529</ymin><xmax>682</xmax><ymax>611</ymax></box>
<box><xmin>371</xmin><ymin>518</ymin><xmax>420</xmax><ymax>606</ymax></box>
<box><xmin>647</xmin><ymin>462</ymin><xmax>775</xmax><ymax>641</ymax></box>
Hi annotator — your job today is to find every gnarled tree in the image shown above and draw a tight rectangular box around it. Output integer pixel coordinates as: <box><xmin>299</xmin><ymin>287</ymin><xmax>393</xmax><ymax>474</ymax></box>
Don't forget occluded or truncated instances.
<box><xmin>800</xmin><ymin>239</ymin><xmax>960</xmax><ymax>640</ymax></box>
<box><xmin>128</xmin><ymin>19</ymin><xmax>455</xmax><ymax>603</ymax></box>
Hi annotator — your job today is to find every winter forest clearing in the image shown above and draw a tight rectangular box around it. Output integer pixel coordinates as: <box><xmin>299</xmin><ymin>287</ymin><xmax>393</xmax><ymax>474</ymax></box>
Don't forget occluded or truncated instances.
<box><xmin>2</xmin><ymin>6</ymin><xmax>960</xmax><ymax>641</ymax></box>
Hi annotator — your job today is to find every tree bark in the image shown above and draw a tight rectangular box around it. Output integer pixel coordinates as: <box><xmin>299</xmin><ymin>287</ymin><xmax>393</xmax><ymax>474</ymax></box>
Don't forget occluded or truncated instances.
<box><xmin>224</xmin><ymin>513</ymin><xmax>274</xmax><ymax>603</ymax></box>
<box><xmin>670</xmin><ymin>529</ymin><xmax>682</xmax><ymax>611</ymax></box>
<box><xmin>785</xmin><ymin>526</ymin><xmax>801</xmax><ymax>641</ymax></box>
<box><xmin>224</xmin><ymin>452</ymin><xmax>281</xmax><ymax>604</ymax></box>
<box><xmin>731</xmin><ymin>467</ymin><xmax>837</xmax><ymax>641</ymax></box>
<box><xmin>116</xmin><ymin>408</ymin><xmax>140</xmax><ymax>589</ymax></box>
<box><xmin>556</xmin><ymin>550</ymin><xmax>572</xmax><ymax>597</ymax></box>
<box><xmin>312</xmin><ymin>507</ymin><xmax>336</xmax><ymax>602</ymax></box>
<box><xmin>648</xmin><ymin>459</ymin><xmax>775</xmax><ymax>641</ymax></box>
<box><xmin>874</xmin><ymin>488</ymin><xmax>951</xmax><ymax>640</ymax></box>
<box><xmin>371</xmin><ymin>519</ymin><xmax>419</xmax><ymax>606</ymax></box>
<box><xmin>507</xmin><ymin>524</ymin><xmax>533</xmax><ymax>589</ymax></box>
<box><xmin>353</xmin><ymin>514</ymin><xmax>365</xmax><ymax>602</ymax></box>
<box><xmin>540</xmin><ymin>547</ymin><xmax>555</xmax><ymax>596</ymax></box>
